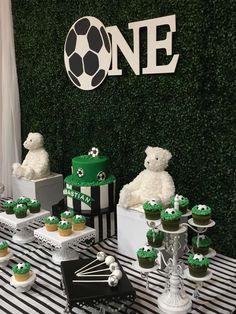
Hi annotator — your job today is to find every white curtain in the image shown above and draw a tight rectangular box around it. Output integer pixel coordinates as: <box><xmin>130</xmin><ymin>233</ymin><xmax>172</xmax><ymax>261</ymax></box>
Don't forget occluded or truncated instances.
<box><xmin>0</xmin><ymin>0</ymin><xmax>21</xmax><ymax>197</ymax></box>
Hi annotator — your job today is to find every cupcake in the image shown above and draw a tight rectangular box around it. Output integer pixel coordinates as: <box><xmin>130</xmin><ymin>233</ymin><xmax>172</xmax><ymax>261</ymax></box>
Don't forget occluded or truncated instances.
<box><xmin>72</xmin><ymin>215</ymin><xmax>86</xmax><ymax>231</ymax></box>
<box><xmin>192</xmin><ymin>235</ymin><xmax>212</xmax><ymax>255</ymax></box>
<box><xmin>143</xmin><ymin>199</ymin><xmax>163</xmax><ymax>220</ymax></box>
<box><xmin>58</xmin><ymin>221</ymin><xmax>72</xmax><ymax>236</ymax></box>
<box><xmin>12</xmin><ymin>262</ymin><xmax>31</xmax><ymax>282</ymax></box>
<box><xmin>13</xmin><ymin>204</ymin><xmax>28</xmax><ymax>218</ymax></box>
<box><xmin>161</xmin><ymin>208</ymin><xmax>182</xmax><ymax>231</ymax></box>
<box><xmin>192</xmin><ymin>205</ymin><xmax>212</xmax><ymax>225</ymax></box>
<box><xmin>170</xmin><ymin>195</ymin><xmax>189</xmax><ymax>214</ymax></box>
<box><xmin>17</xmin><ymin>196</ymin><xmax>31</xmax><ymax>205</ymax></box>
<box><xmin>61</xmin><ymin>210</ymin><xmax>74</xmax><ymax>223</ymax></box>
<box><xmin>2</xmin><ymin>200</ymin><xmax>16</xmax><ymax>214</ymax></box>
<box><xmin>28</xmin><ymin>199</ymin><xmax>41</xmax><ymax>213</ymax></box>
<box><xmin>44</xmin><ymin>216</ymin><xmax>59</xmax><ymax>231</ymax></box>
<box><xmin>188</xmin><ymin>253</ymin><xmax>209</xmax><ymax>278</ymax></box>
<box><xmin>137</xmin><ymin>245</ymin><xmax>157</xmax><ymax>268</ymax></box>
<box><xmin>146</xmin><ymin>229</ymin><xmax>164</xmax><ymax>248</ymax></box>
<box><xmin>0</xmin><ymin>241</ymin><xmax>8</xmax><ymax>257</ymax></box>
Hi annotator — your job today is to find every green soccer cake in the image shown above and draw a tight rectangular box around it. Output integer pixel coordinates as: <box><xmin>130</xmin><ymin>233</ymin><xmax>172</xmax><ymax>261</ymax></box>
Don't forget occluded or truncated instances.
<box><xmin>64</xmin><ymin>147</ymin><xmax>116</xmax><ymax>213</ymax></box>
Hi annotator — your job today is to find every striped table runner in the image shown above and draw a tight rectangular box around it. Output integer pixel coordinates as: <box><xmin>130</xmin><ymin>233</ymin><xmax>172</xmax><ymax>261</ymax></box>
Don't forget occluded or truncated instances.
<box><xmin>0</xmin><ymin>200</ymin><xmax>236</xmax><ymax>313</ymax></box>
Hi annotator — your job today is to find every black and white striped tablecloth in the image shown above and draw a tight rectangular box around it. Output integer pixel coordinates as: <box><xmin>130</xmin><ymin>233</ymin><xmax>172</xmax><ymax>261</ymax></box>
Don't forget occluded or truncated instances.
<box><xmin>0</xmin><ymin>204</ymin><xmax>236</xmax><ymax>313</ymax></box>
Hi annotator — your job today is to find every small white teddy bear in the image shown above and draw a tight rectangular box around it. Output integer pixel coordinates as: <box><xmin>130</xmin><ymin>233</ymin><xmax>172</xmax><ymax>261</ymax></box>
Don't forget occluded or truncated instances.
<box><xmin>119</xmin><ymin>146</ymin><xmax>175</xmax><ymax>208</ymax></box>
<box><xmin>12</xmin><ymin>132</ymin><xmax>50</xmax><ymax>180</ymax></box>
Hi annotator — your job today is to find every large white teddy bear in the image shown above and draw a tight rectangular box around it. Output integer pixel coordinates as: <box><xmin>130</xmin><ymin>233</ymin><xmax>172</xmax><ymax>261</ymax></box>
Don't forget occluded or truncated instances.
<box><xmin>12</xmin><ymin>132</ymin><xmax>50</xmax><ymax>180</ymax></box>
<box><xmin>119</xmin><ymin>146</ymin><xmax>175</xmax><ymax>208</ymax></box>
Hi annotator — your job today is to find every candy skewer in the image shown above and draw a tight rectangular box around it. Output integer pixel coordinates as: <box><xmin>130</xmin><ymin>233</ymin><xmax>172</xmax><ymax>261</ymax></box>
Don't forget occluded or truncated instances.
<box><xmin>74</xmin><ymin>251</ymin><xmax>106</xmax><ymax>274</ymax></box>
<box><xmin>78</xmin><ymin>256</ymin><xmax>115</xmax><ymax>275</ymax></box>
<box><xmin>76</xmin><ymin>270</ymin><xmax>123</xmax><ymax>280</ymax></box>
<box><xmin>73</xmin><ymin>274</ymin><xmax>119</xmax><ymax>287</ymax></box>
<box><xmin>77</xmin><ymin>262</ymin><xmax>119</xmax><ymax>275</ymax></box>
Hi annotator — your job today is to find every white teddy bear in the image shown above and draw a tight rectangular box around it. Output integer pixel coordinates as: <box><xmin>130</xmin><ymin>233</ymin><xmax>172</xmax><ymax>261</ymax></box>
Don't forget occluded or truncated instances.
<box><xmin>119</xmin><ymin>146</ymin><xmax>175</xmax><ymax>208</ymax></box>
<box><xmin>12</xmin><ymin>132</ymin><xmax>50</xmax><ymax>180</ymax></box>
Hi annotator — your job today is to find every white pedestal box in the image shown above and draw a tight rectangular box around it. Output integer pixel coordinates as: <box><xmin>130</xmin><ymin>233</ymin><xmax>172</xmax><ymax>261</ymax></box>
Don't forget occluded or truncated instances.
<box><xmin>12</xmin><ymin>173</ymin><xmax>63</xmax><ymax>212</ymax></box>
<box><xmin>117</xmin><ymin>205</ymin><xmax>188</xmax><ymax>268</ymax></box>
<box><xmin>117</xmin><ymin>205</ymin><xmax>147</xmax><ymax>259</ymax></box>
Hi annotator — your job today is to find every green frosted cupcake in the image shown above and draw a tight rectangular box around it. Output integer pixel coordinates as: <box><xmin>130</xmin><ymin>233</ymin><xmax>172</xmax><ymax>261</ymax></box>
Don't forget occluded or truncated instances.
<box><xmin>2</xmin><ymin>200</ymin><xmax>16</xmax><ymax>214</ymax></box>
<box><xmin>143</xmin><ymin>199</ymin><xmax>163</xmax><ymax>220</ymax></box>
<box><xmin>146</xmin><ymin>229</ymin><xmax>164</xmax><ymax>248</ymax></box>
<box><xmin>44</xmin><ymin>216</ymin><xmax>59</xmax><ymax>231</ymax></box>
<box><xmin>137</xmin><ymin>245</ymin><xmax>157</xmax><ymax>268</ymax></box>
<box><xmin>161</xmin><ymin>208</ymin><xmax>182</xmax><ymax>231</ymax></box>
<box><xmin>192</xmin><ymin>235</ymin><xmax>212</xmax><ymax>255</ymax></box>
<box><xmin>13</xmin><ymin>204</ymin><xmax>28</xmax><ymax>218</ymax></box>
<box><xmin>12</xmin><ymin>262</ymin><xmax>31</xmax><ymax>281</ymax></box>
<box><xmin>170</xmin><ymin>195</ymin><xmax>189</xmax><ymax>214</ymax></box>
<box><xmin>188</xmin><ymin>254</ymin><xmax>209</xmax><ymax>277</ymax></box>
<box><xmin>17</xmin><ymin>196</ymin><xmax>31</xmax><ymax>205</ymax></box>
<box><xmin>192</xmin><ymin>205</ymin><xmax>212</xmax><ymax>225</ymax></box>
<box><xmin>72</xmin><ymin>215</ymin><xmax>86</xmax><ymax>231</ymax></box>
<box><xmin>58</xmin><ymin>220</ymin><xmax>72</xmax><ymax>236</ymax></box>
<box><xmin>61</xmin><ymin>210</ymin><xmax>75</xmax><ymax>223</ymax></box>
<box><xmin>27</xmin><ymin>199</ymin><xmax>41</xmax><ymax>213</ymax></box>
<box><xmin>0</xmin><ymin>241</ymin><xmax>8</xmax><ymax>257</ymax></box>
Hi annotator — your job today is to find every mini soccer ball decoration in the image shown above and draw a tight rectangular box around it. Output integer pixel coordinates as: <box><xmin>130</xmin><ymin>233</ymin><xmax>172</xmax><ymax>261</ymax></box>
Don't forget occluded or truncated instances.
<box><xmin>64</xmin><ymin>16</ymin><xmax>111</xmax><ymax>90</ymax></box>
<box><xmin>77</xmin><ymin>168</ymin><xmax>84</xmax><ymax>177</ymax></box>
<box><xmin>88</xmin><ymin>147</ymin><xmax>99</xmax><ymax>157</ymax></box>
<box><xmin>165</xmin><ymin>208</ymin><xmax>177</xmax><ymax>215</ymax></box>
<box><xmin>97</xmin><ymin>171</ymin><xmax>106</xmax><ymax>181</ymax></box>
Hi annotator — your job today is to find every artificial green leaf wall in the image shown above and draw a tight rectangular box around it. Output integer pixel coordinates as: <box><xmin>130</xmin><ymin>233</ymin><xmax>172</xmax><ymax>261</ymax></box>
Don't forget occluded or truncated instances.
<box><xmin>12</xmin><ymin>0</ymin><xmax>235</xmax><ymax>257</ymax></box>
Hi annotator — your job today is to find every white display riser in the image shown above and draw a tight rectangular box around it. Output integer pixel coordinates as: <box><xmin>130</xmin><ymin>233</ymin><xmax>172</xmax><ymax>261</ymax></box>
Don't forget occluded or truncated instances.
<box><xmin>117</xmin><ymin>205</ymin><xmax>188</xmax><ymax>268</ymax></box>
<box><xmin>12</xmin><ymin>173</ymin><xmax>63</xmax><ymax>212</ymax></box>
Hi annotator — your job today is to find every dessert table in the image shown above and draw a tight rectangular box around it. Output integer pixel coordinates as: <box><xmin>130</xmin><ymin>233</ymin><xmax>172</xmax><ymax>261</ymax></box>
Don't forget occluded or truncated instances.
<box><xmin>0</xmin><ymin>198</ymin><xmax>236</xmax><ymax>314</ymax></box>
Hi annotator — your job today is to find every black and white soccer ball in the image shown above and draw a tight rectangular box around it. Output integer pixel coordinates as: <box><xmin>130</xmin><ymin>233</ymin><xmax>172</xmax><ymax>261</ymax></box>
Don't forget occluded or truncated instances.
<box><xmin>88</xmin><ymin>147</ymin><xmax>99</xmax><ymax>157</ymax></box>
<box><xmin>197</xmin><ymin>205</ymin><xmax>208</xmax><ymax>211</ymax></box>
<box><xmin>64</xmin><ymin>16</ymin><xmax>111</xmax><ymax>90</ymax></box>
<box><xmin>143</xmin><ymin>245</ymin><xmax>152</xmax><ymax>252</ymax></box>
<box><xmin>97</xmin><ymin>171</ymin><xmax>106</xmax><ymax>181</ymax></box>
<box><xmin>17</xmin><ymin>263</ymin><xmax>25</xmax><ymax>269</ymax></box>
<box><xmin>193</xmin><ymin>254</ymin><xmax>204</xmax><ymax>261</ymax></box>
<box><xmin>77</xmin><ymin>168</ymin><xmax>84</xmax><ymax>177</ymax></box>
<box><xmin>165</xmin><ymin>208</ymin><xmax>176</xmax><ymax>215</ymax></box>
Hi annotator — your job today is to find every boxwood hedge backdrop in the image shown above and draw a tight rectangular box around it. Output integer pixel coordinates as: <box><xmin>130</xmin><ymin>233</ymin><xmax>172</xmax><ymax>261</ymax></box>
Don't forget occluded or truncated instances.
<box><xmin>12</xmin><ymin>0</ymin><xmax>235</xmax><ymax>257</ymax></box>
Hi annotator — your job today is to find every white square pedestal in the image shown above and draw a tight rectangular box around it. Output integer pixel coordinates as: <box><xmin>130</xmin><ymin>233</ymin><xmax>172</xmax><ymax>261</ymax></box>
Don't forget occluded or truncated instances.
<box><xmin>12</xmin><ymin>173</ymin><xmax>63</xmax><ymax>212</ymax></box>
<box><xmin>117</xmin><ymin>205</ymin><xmax>188</xmax><ymax>265</ymax></box>
<box><xmin>117</xmin><ymin>205</ymin><xmax>147</xmax><ymax>259</ymax></box>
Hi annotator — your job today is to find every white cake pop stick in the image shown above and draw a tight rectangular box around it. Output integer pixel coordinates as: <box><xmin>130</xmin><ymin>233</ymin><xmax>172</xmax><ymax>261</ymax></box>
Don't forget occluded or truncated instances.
<box><xmin>76</xmin><ymin>270</ymin><xmax>122</xmax><ymax>279</ymax></box>
<box><xmin>78</xmin><ymin>255</ymin><xmax>115</xmax><ymax>275</ymax></box>
<box><xmin>73</xmin><ymin>274</ymin><xmax>119</xmax><ymax>287</ymax></box>
<box><xmin>174</xmin><ymin>194</ymin><xmax>180</xmax><ymax>210</ymax></box>
<box><xmin>78</xmin><ymin>262</ymin><xmax>119</xmax><ymax>276</ymax></box>
<box><xmin>74</xmin><ymin>252</ymin><xmax>106</xmax><ymax>274</ymax></box>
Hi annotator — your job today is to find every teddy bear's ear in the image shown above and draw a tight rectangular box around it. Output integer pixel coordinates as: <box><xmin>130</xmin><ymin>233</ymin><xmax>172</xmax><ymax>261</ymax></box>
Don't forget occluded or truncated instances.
<box><xmin>145</xmin><ymin>146</ymin><xmax>153</xmax><ymax>155</ymax></box>
<box><xmin>164</xmin><ymin>149</ymin><xmax>172</xmax><ymax>162</ymax></box>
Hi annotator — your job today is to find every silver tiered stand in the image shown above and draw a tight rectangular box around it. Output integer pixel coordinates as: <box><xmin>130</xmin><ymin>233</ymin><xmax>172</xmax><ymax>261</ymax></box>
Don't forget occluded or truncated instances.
<box><xmin>0</xmin><ymin>210</ymin><xmax>50</xmax><ymax>244</ymax></box>
<box><xmin>134</xmin><ymin>197</ymin><xmax>216</xmax><ymax>314</ymax></box>
<box><xmin>34</xmin><ymin>226</ymin><xmax>96</xmax><ymax>265</ymax></box>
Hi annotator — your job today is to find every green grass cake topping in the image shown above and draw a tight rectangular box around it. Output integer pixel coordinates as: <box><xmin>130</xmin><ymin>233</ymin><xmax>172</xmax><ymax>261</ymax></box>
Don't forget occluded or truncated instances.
<box><xmin>188</xmin><ymin>254</ymin><xmax>209</xmax><ymax>267</ymax></box>
<box><xmin>12</xmin><ymin>262</ymin><xmax>31</xmax><ymax>274</ymax></box>
<box><xmin>58</xmin><ymin>221</ymin><xmax>72</xmax><ymax>229</ymax></box>
<box><xmin>161</xmin><ymin>208</ymin><xmax>182</xmax><ymax>220</ymax></box>
<box><xmin>192</xmin><ymin>205</ymin><xmax>211</xmax><ymax>216</ymax></box>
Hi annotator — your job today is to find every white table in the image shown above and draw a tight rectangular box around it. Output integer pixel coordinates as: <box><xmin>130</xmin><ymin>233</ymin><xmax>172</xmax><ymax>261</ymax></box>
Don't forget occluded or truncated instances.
<box><xmin>34</xmin><ymin>226</ymin><xmax>96</xmax><ymax>265</ymax></box>
<box><xmin>0</xmin><ymin>210</ymin><xmax>50</xmax><ymax>243</ymax></box>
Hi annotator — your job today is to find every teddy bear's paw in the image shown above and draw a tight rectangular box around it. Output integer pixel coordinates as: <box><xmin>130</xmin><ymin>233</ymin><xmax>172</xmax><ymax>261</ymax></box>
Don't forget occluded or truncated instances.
<box><xmin>24</xmin><ymin>167</ymin><xmax>35</xmax><ymax>180</ymax></box>
<box><xmin>119</xmin><ymin>188</ymin><xmax>132</xmax><ymax>208</ymax></box>
<box><xmin>14</xmin><ymin>165</ymin><xmax>24</xmax><ymax>178</ymax></box>
<box><xmin>12</xmin><ymin>163</ymin><xmax>21</xmax><ymax>172</ymax></box>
